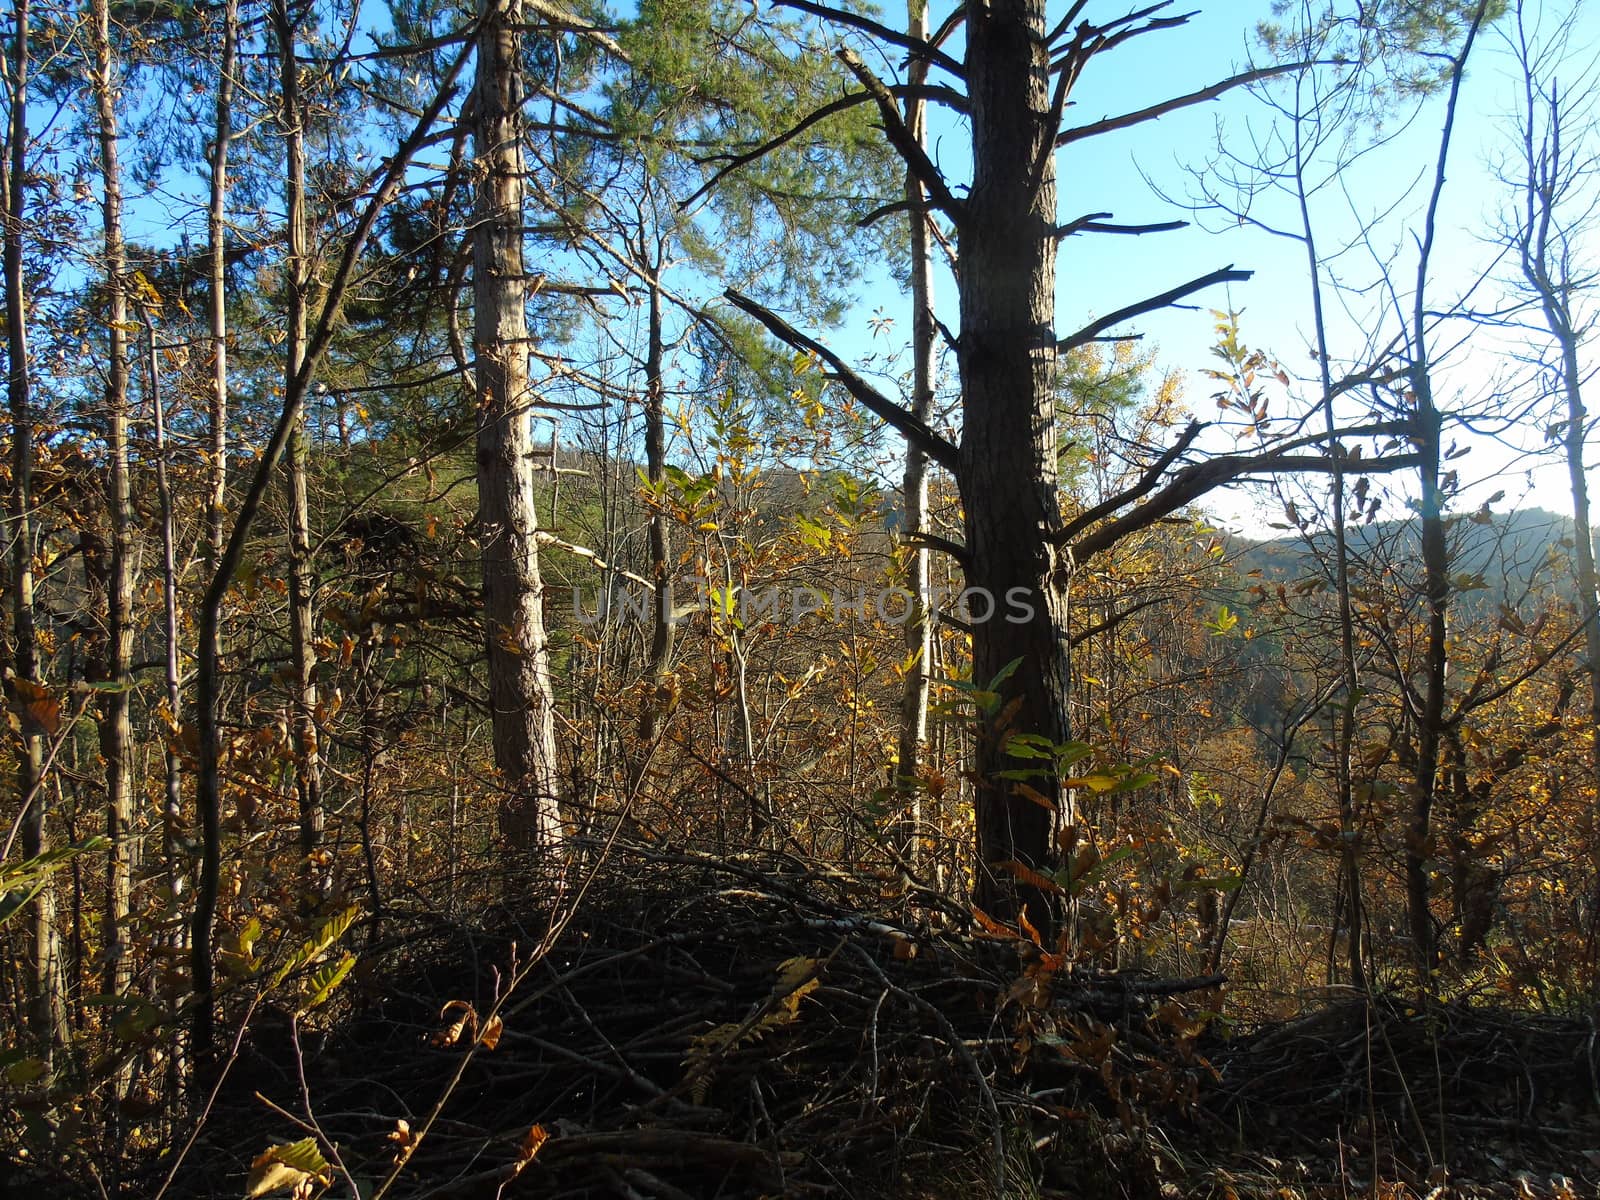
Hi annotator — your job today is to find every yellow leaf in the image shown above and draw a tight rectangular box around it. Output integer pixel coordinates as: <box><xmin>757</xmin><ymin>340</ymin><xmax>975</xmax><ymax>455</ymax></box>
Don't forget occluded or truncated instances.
<box><xmin>244</xmin><ymin>1138</ymin><xmax>330</xmax><ymax>1198</ymax></box>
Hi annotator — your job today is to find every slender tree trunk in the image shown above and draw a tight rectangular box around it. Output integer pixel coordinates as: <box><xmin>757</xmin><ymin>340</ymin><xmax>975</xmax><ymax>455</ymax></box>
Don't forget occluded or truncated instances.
<box><xmin>188</xmin><ymin>26</ymin><xmax>472</xmax><ymax>1066</ymax></box>
<box><xmin>207</xmin><ymin>0</ymin><xmax>237</xmax><ymax>566</ymax></box>
<box><xmin>958</xmin><ymin>0</ymin><xmax>1071</xmax><ymax>927</ymax></box>
<box><xmin>635</xmin><ymin>264</ymin><xmax>673</xmax><ymax>776</ymax></box>
<box><xmin>274</xmin><ymin>0</ymin><xmax>324</xmax><ymax>867</ymax></box>
<box><xmin>1407</xmin><ymin>386</ymin><xmax>1448</xmax><ymax>978</ymax></box>
<box><xmin>89</xmin><ymin>0</ymin><xmax>136</xmax><ymax>1007</ymax></box>
<box><xmin>1511</xmin><ymin>54</ymin><xmax>1600</xmax><ymax>981</ymax></box>
<box><xmin>138</xmin><ymin>309</ymin><xmax>184</xmax><ymax>869</ymax></box>
<box><xmin>1404</xmin><ymin>11</ymin><xmax>1485</xmax><ymax>978</ymax></box>
<box><xmin>474</xmin><ymin>0</ymin><xmax>563</xmax><ymax>849</ymax></box>
<box><xmin>893</xmin><ymin>0</ymin><xmax>935</xmax><ymax>876</ymax></box>
<box><xmin>1293</xmin><ymin>118</ymin><xmax>1365</xmax><ymax>989</ymax></box>
<box><xmin>189</xmin><ymin>6</ymin><xmax>235</xmax><ymax>1059</ymax></box>
<box><xmin>2</xmin><ymin>0</ymin><xmax>67</xmax><ymax>1059</ymax></box>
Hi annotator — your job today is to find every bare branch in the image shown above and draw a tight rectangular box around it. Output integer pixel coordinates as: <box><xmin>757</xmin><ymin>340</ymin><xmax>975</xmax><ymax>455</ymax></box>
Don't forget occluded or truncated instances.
<box><xmin>769</xmin><ymin>0</ymin><xmax>963</xmax><ymax>76</ymax></box>
<box><xmin>1056</xmin><ymin>61</ymin><xmax>1319</xmax><ymax>146</ymax></box>
<box><xmin>837</xmin><ymin>49</ymin><xmax>967</xmax><ymax>225</ymax></box>
<box><xmin>680</xmin><ymin>83</ymin><xmax>965</xmax><ymax>212</ymax></box>
<box><xmin>1059</xmin><ymin>266</ymin><xmax>1251</xmax><ymax>351</ymax></box>
<box><xmin>725</xmin><ymin>289</ymin><xmax>959</xmax><ymax>471</ymax></box>
<box><xmin>1054</xmin><ymin>211</ymin><xmax>1188</xmax><ymax>238</ymax></box>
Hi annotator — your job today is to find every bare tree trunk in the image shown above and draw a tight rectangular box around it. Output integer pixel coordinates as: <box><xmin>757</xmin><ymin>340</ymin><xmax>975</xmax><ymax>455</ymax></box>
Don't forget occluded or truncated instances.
<box><xmin>1405</xmin><ymin>8</ymin><xmax>1486</xmax><ymax>979</ymax></box>
<box><xmin>2</xmin><ymin>0</ymin><xmax>67</xmax><ymax>1059</ymax></box>
<box><xmin>1506</xmin><ymin>13</ymin><xmax>1600</xmax><ymax>983</ymax></box>
<box><xmin>474</xmin><ymin>0</ymin><xmax>563</xmax><ymax>849</ymax></box>
<box><xmin>959</xmin><ymin>0</ymin><xmax>1071</xmax><ymax>926</ymax></box>
<box><xmin>273</xmin><ymin>0</ymin><xmax>324</xmax><ymax>867</ymax></box>
<box><xmin>1407</xmin><ymin>386</ymin><xmax>1448</xmax><ymax>978</ymax></box>
<box><xmin>140</xmin><ymin>316</ymin><xmax>183</xmax><ymax>914</ymax></box>
<box><xmin>635</xmin><ymin>264</ymin><xmax>672</xmax><ymax>776</ymax></box>
<box><xmin>1291</xmin><ymin>112</ymin><xmax>1365</xmax><ymax>989</ymax></box>
<box><xmin>89</xmin><ymin>0</ymin><xmax>136</xmax><ymax>1007</ymax></box>
<box><xmin>893</xmin><ymin>0</ymin><xmax>935</xmax><ymax>877</ymax></box>
<box><xmin>207</xmin><ymin>0</ymin><xmax>237</xmax><ymax>566</ymax></box>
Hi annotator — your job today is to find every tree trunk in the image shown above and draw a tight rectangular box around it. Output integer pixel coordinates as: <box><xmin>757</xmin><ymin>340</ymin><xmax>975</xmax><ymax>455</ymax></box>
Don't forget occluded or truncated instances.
<box><xmin>89</xmin><ymin>0</ymin><xmax>137</xmax><ymax>1006</ymax></box>
<box><xmin>474</xmin><ymin>0</ymin><xmax>563</xmax><ymax>849</ymax></box>
<box><xmin>1403</xmin><ymin>11</ymin><xmax>1485</xmax><ymax>979</ymax></box>
<box><xmin>957</xmin><ymin>0</ymin><xmax>1071</xmax><ymax>926</ymax></box>
<box><xmin>1292</xmin><ymin>114</ymin><xmax>1366</xmax><ymax>989</ymax></box>
<box><xmin>1407</xmin><ymin>388</ymin><xmax>1448</xmax><ymax>978</ymax></box>
<box><xmin>207</xmin><ymin>0</ymin><xmax>236</xmax><ymax>566</ymax></box>
<box><xmin>635</xmin><ymin>264</ymin><xmax>673</xmax><ymax>778</ymax></box>
<box><xmin>3</xmin><ymin>0</ymin><xmax>68</xmax><ymax>1059</ymax></box>
<box><xmin>893</xmin><ymin>0</ymin><xmax>935</xmax><ymax>876</ymax></box>
<box><xmin>274</xmin><ymin>0</ymin><xmax>324</xmax><ymax>869</ymax></box>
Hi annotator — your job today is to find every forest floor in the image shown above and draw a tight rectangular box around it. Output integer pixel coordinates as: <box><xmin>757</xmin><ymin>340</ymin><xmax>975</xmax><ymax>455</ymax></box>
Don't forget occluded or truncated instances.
<box><xmin>145</xmin><ymin>847</ymin><xmax>1600</xmax><ymax>1199</ymax></box>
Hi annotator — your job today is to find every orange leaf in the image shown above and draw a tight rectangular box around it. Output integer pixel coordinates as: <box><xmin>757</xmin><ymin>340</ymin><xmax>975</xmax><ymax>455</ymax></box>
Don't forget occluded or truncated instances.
<box><xmin>1017</xmin><ymin>906</ymin><xmax>1044</xmax><ymax>949</ymax></box>
<box><xmin>970</xmin><ymin>905</ymin><xmax>1019</xmax><ymax>941</ymax></box>
<box><xmin>995</xmin><ymin>858</ymin><xmax>1064</xmax><ymax>897</ymax></box>
<box><xmin>1011</xmin><ymin>781</ymin><xmax>1057</xmax><ymax>812</ymax></box>
<box><xmin>519</xmin><ymin>1124</ymin><xmax>549</xmax><ymax>1163</ymax></box>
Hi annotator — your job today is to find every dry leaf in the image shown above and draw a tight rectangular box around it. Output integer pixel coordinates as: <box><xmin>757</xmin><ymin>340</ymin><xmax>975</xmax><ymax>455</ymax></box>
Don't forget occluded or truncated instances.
<box><xmin>432</xmin><ymin>999</ymin><xmax>477</xmax><ymax>1048</ymax></box>
<box><xmin>519</xmin><ymin>1124</ymin><xmax>549</xmax><ymax>1163</ymax></box>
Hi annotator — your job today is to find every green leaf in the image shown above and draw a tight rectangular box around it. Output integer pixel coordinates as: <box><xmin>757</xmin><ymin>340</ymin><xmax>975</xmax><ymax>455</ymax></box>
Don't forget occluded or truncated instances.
<box><xmin>986</xmin><ymin>657</ymin><xmax>1023</xmax><ymax>691</ymax></box>
<box><xmin>1002</xmin><ymin>733</ymin><xmax>1056</xmax><ymax>760</ymax></box>
<box><xmin>299</xmin><ymin>953</ymin><xmax>357</xmax><ymax>1015</ymax></box>
<box><xmin>0</xmin><ymin>836</ymin><xmax>111</xmax><ymax>925</ymax></box>
<box><xmin>271</xmin><ymin>905</ymin><xmax>361</xmax><ymax>989</ymax></box>
<box><xmin>4</xmin><ymin>1055</ymin><xmax>47</xmax><ymax>1086</ymax></box>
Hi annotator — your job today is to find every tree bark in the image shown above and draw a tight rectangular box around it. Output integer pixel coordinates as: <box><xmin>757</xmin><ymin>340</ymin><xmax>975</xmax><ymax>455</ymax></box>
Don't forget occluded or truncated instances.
<box><xmin>140</xmin><ymin>312</ymin><xmax>185</xmax><ymax>937</ymax></box>
<box><xmin>1404</xmin><ymin>6</ymin><xmax>1486</xmax><ymax>979</ymax></box>
<box><xmin>893</xmin><ymin>0</ymin><xmax>935</xmax><ymax>876</ymax></box>
<box><xmin>89</xmin><ymin>0</ymin><xmax>137</xmax><ymax>1006</ymax></box>
<box><xmin>207</xmin><ymin>0</ymin><xmax>236</xmax><ymax>566</ymax></box>
<box><xmin>474</xmin><ymin>0</ymin><xmax>564</xmax><ymax>849</ymax></box>
<box><xmin>273</xmin><ymin>0</ymin><xmax>325</xmax><ymax>868</ymax></box>
<box><xmin>957</xmin><ymin>0</ymin><xmax>1071</xmax><ymax>926</ymax></box>
<box><xmin>2</xmin><ymin>0</ymin><xmax>68</xmax><ymax>1059</ymax></box>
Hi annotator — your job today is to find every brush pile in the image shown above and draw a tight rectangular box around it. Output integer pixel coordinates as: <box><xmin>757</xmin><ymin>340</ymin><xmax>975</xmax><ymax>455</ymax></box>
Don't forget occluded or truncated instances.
<box><xmin>147</xmin><ymin>845</ymin><xmax>1600</xmax><ymax>1199</ymax></box>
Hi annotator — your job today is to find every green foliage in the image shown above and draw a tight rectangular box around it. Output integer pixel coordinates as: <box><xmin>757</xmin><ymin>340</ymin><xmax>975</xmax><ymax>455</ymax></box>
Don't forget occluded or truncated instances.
<box><xmin>0</xmin><ymin>837</ymin><xmax>110</xmax><ymax>926</ymax></box>
<box><xmin>1258</xmin><ymin>0</ymin><xmax>1507</xmax><ymax>103</ymax></box>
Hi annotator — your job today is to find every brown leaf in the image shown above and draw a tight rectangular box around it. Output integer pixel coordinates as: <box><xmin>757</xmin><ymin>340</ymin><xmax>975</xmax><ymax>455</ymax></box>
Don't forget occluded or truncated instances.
<box><xmin>432</xmin><ymin>999</ymin><xmax>477</xmax><ymax>1048</ymax></box>
<box><xmin>8</xmin><ymin>678</ymin><xmax>60</xmax><ymax>737</ymax></box>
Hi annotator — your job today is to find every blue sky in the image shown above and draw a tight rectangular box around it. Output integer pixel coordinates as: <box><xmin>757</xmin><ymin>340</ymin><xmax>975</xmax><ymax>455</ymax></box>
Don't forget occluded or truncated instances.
<box><xmin>79</xmin><ymin>0</ymin><xmax>1600</xmax><ymax>539</ymax></box>
<box><xmin>839</xmin><ymin>0</ymin><xmax>1600</xmax><ymax>537</ymax></box>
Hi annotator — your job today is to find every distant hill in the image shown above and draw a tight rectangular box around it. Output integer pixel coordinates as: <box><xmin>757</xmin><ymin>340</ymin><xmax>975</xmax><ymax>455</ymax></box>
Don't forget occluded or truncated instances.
<box><xmin>1225</xmin><ymin>507</ymin><xmax>1596</xmax><ymax>613</ymax></box>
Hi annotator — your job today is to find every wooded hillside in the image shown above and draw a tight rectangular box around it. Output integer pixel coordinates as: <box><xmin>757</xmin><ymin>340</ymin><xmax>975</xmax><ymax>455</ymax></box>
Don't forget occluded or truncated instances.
<box><xmin>3</xmin><ymin>0</ymin><xmax>1600</xmax><ymax>1195</ymax></box>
